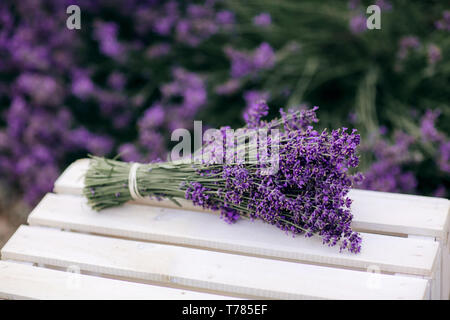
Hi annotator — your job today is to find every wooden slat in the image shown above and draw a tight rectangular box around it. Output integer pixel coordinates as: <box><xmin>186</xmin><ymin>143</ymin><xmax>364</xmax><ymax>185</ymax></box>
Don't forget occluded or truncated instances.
<box><xmin>0</xmin><ymin>261</ymin><xmax>235</xmax><ymax>300</ymax></box>
<box><xmin>1</xmin><ymin>225</ymin><xmax>429</xmax><ymax>300</ymax></box>
<box><xmin>28</xmin><ymin>193</ymin><xmax>439</xmax><ymax>277</ymax></box>
<box><xmin>349</xmin><ymin>189</ymin><xmax>449</xmax><ymax>240</ymax></box>
<box><xmin>54</xmin><ymin>159</ymin><xmax>450</xmax><ymax>239</ymax></box>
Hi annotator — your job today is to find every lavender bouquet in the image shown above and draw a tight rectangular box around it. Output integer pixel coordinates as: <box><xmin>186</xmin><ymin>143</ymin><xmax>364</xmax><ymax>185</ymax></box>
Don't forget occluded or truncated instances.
<box><xmin>84</xmin><ymin>104</ymin><xmax>363</xmax><ymax>253</ymax></box>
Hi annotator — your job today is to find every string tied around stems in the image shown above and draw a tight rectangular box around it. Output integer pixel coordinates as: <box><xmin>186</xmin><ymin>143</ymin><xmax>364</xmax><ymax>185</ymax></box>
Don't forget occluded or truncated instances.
<box><xmin>128</xmin><ymin>163</ymin><xmax>146</xmax><ymax>201</ymax></box>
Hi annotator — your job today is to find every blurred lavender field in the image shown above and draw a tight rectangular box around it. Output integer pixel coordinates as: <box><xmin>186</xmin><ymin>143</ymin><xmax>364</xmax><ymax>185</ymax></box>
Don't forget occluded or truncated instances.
<box><xmin>0</xmin><ymin>0</ymin><xmax>449</xmax><ymax>233</ymax></box>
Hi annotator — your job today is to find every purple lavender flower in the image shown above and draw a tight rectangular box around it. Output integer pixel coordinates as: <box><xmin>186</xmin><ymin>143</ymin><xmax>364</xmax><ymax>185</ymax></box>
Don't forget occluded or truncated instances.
<box><xmin>146</xmin><ymin>43</ymin><xmax>171</xmax><ymax>58</ymax></box>
<box><xmin>152</xmin><ymin>68</ymin><xmax>207</xmax><ymax>132</ymax></box>
<box><xmin>151</xmin><ymin>1</ymin><xmax>179</xmax><ymax>35</ymax></box>
<box><xmin>349</xmin><ymin>14</ymin><xmax>367</xmax><ymax>34</ymax></box>
<box><xmin>214</xmin><ymin>79</ymin><xmax>242</xmax><ymax>95</ymax></box>
<box><xmin>243</xmin><ymin>99</ymin><xmax>269</xmax><ymax>129</ymax></box>
<box><xmin>93</xmin><ymin>20</ymin><xmax>124</xmax><ymax>59</ymax></box>
<box><xmin>71</xmin><ymin>69</ymin><xmax>95</xmax><ymax>99</ymax></box>
<box><xmin>216</xmin><ymin>10</ymin><xmax>235</xmax><ymax>28</ymax></box>
<box><xmin>138</xmin><ymin>130</ymin><xmax>166</xmax><ymax>160</ymax></box>
<box><xmin>244</xmin><ymin>90</ymin><xmax>270</xmax><ymax>107</ymax></box>
<box><xmin>435</xmin><ymin>10</ymin><xmax>450</xmax><ymax>31</ymax></box>
<box><xmin>69</xmin><ymin>128</ymin><xmax>114</xmax><ymax>156</ymax></box>
<box><xmin>225</xmin><ymin>46</ymin><xmax>254</xmax><ymax>78</ymax></box>
<box><xmin>360</xmin><ymin>131</ymin><xmax>418</xmax><ymax>194</ymax></box>
<box><xmin>139</xmin><ymin>104</ymin><xmax>166</xmax><ymax>129</ymax></box>
<box><xmin>118</xmin><ymin>143</ymin><xmax>142</xmax><ymax>162</ymax></box>
<box><xmin>16</xmin><ymin>73</ymin><xmax>63</xmax><ymax>106</ymax></box>
<box><xmin>242</xmin><ymin>90</ymin><xmax>270</xmax><ymax>127</ymax></box>
<box><xmin>253</xmin><ymin>42</ymin><xmax>276</xmax><ymax>70</ymax></box>
<box><xmin>375</xmin><ymin>0</ymin><xmax>392</xmax><ymax>11</ymax></box>
<box><xmin>253</xmin><ymin>13</ymin><xmax>272</xmax><ymax>27</ymax></box>
<box><xmin>348</xmin><ymin>0</ymin><xmax>361</xmax><ymax>10</ymax></box>
<box><xmin>175</xmin><ymin>3</ymin><xmax>221</xmax><ymax>46</ymax></box>
<box><xmin>438</xmin><ymin>141</ymin><xmax>450</xmax><ymax>173</ymax></box>
<box><xmin>427</xmin><ymin>44</ymin><xmax>442</xmax><ymax>65</ymax></box>
<box><xmin>184</xmin><ymin>106</ymin><xmax>363</xmax><ymax>253</ymax></box>
<box><xmin>107</xmin><ymin>72</ymin><xmax>126</xmax><ymax>90</ymax></box>
<box><xmin>86</xmin><ymin>135</ymin><xmax>115</xmax><ymax>156</ymax></box>
<box><xmin>225</xmin><ymin>42</ymin><xmax>276</xmax><ymax>78</ymax></box>
<box><xmin>154</xmin><ymin>17</ymin><xmax>175</xmax><ymax>36</ymax></box>
<box><xmin>397</xmin><ymin>36</ymin><xmax>421</xmax><ymax>60</ymax></box>
<box><xmin>420</xmin><ymin>109</ymin><xmax>444</xmax><ymax>143</ymax></box>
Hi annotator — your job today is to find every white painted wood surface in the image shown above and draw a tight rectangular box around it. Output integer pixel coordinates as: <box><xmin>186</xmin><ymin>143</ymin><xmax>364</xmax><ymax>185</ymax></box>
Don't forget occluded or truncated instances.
<box><xmin>54</xmin><ymin>159</ymin><xmax>450</xmax><ymax>240</ymax></box>
<box><xmin>51</xmin><ymin>158</ymin><xmax>450</xmax><ymax>299</ymax></box>
<box><xmin>1</xmin><ymin>158</ymin><xmax>448</xmax><ymax>300</ymax></box>
<box><xmin>0</xmin><ymin>261</ymin><xmax>235</xmax><ymax>300</ymax></box>
<box><xmin>28</xmin><ymin>193</ymin><xmax>439</xmax><ymax>277</ymax></box>
<box><xmin>1</xmin><ymin>225</ymin><xmax>429</xmax><ymax>300</ymax></box>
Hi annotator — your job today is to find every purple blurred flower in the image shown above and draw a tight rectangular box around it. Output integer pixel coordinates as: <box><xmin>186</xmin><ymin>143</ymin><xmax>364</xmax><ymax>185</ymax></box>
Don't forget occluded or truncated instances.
<box><xmin>93</xmin><ymin>20</ymin><xmax>124</xmax><ymax>59</ymax></box>
<box><xmin>243</xmin><ymin>99</ymin><xmax>269</xmax><ymax>128</ymax></box>
<box><xmin>167</xmin><ymin>68</ymin><xmax>206</xmax><ymax>115</ymax></box>
<box><xmin>438</xmin><ymin>141</ymin><xmax>450</xmax><ymax>173</ymax></box>
<box><xmin>244</xmin><ymin>90</ymin><xmax>270</xmax><ymax>103</ymax></box>
<box><xmin>215</xmin><ymin>79</ymin><xmax>242</xmax><ymax>95</ymax></box>
<box><xmin>420</xmin><ymin>109</ymin><xmax>444</xmax><ymax>143</ymax></box>
<box><xmin>138</xmin><ymin>130</ymin><xmax>166</xmax><ymax>160</ymax></box>
<box><xmin>253</xmin><ymin>13</ymin><xmax>272</xmax><ymax>27</ymax></box>
<box><xmin>398</xmin><ymin>36</ymin><xmax>421</xmax><ymax>60</ymax></box>
<box><xmin>348</xmin><ymin>0</ymin><xmax>361</xmax><ymax>10</ymax></box>
<box><xmin>427</xmin><ymin>44</ymin><xmax>442</xmax><ymax>65</ymax></box>
<box><xmin>360</xmin><ymin>131</ymin><xmax>418</xmax><ymax>193</ymax></box>
<box><xmin>435</xmin><ymin>10</ymin><xmax>450</xmax><ymax>31</ymax></box>
<box><xmin>118</xmin><ymin>143</ymin><xmax>142</xmax><ymax>162</ymax></box>
<box><xmin>87</xmin><ymin>136</ymin><xmax>114</xmax><ymax>156</ymax></box>
<box><xmin>154</xmin><ymin>17</ymin><xmax>175</xmax><ymax>35</ymax></box>
<box><xmin>253</xmin><ymin>42</ymin><xmax>276</xmax><ymax>69</ymax></box>
<box><xmin>108</xmin><ymin>72</ymin><xmax>126</xmax><ymax>90</ymax></box>
<box><xmin>71</xmin><ymin>69</ymin><xmax>95</xmax><ymax>99</ymax></box>
<box><xmin>68</xmin><ymin>127</ymin><xmax>114</xmax><ymax>156</ymax></box>
<box><xmin>131</xmin><ymin>68</ymin><xmax>207</xmax><ymax>161</ymax></box>
<box><xmin>146</xmin><ymin>43</ymin><xmax>171</xmax><ymax>58</ymax></box>
<box><xmin>16</xmin><ymin>73</ymin><xmax>63</xmax><ymax>106</ymax></box>
<box><xmin>216</xmin><ymin>10</ymin><xmax>235</xmax><ymax>29</ymax></box>
<box><xmin>225</xmin><ymin>42</ymin><xmax>276</xmax><ymax>78</ymax></box>
<box><xmin>375</xmin><ymin>0</ymin><xmax>392</xmax><ymax>11</ymax></box>
<box><xmin>6</xmin><ymin>96</ymin><xmax>28</xmax><ymax>139</ymax></box>
<box><xmin>159</xmin><ymin>1</ymin><xmax>180</xmax><ymax>32</ymax></box>
<box><xmin>139</xmin><ymin>103</ymin><xmax>166</xmax><ymax>129</ymax></box>
<box><xmin>349</xmin><ymin>14</ymin><xmax>367</xmax><ymax>34</ymax></box>
<box><xmin>224</xmin><ymin>46</ymin><xmax>254</xmax><ymax>78</ymax></box>
<box><xmin>175</xmin><ymin>3</ymin><xmax>224</xmax><ymax>46</ymax></box>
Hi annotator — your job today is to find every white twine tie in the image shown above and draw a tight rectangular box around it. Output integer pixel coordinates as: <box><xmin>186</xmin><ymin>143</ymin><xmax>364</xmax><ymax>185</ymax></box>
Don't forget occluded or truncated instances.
<box><xmin>128</xmin><ymin>163</ymin><xmax>145</xmax><ymax>201</ymax></box>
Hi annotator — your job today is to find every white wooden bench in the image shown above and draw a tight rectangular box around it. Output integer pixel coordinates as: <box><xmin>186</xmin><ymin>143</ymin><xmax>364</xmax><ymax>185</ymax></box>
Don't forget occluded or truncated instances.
<box><xmin>0</xmin><ymin>159</ymin><xmax>449</xmax><ymax>300</ymax></box>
